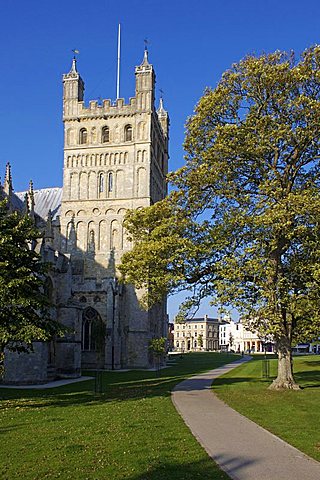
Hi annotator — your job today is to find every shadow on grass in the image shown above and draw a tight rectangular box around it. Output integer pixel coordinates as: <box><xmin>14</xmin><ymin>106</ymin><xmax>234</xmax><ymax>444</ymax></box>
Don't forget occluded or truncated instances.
<box><xmin>295</xmin><ymin>370</ymin><xmax>320</xmax><ymax>389</ymax></box>
<box><xmin>0</xmin><ymin>353</ymin><xmax>241</xmax><ymax>410</ymax></box>
<box><xmin>125</xmin><ymin>453</ymin><xmax>257</xmax><ymax>480</ymax></box>
<box><xmin>0</xmin><ymin>424</ymin><xmax>28</xmax><ymax>434</ymax></box>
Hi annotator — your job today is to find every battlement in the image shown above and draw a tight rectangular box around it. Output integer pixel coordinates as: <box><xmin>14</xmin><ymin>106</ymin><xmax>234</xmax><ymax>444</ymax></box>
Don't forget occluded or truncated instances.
<box><xmin>64</xmin><ymin>97</ymin><xmax>140</xmax><ymax>121</ymax></box>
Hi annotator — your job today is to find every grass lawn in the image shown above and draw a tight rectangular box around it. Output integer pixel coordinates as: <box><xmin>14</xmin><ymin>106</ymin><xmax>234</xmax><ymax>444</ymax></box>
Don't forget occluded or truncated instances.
<box><xmin>0</xmin><ymin>352</ymin><xmax>237</xmax><ymax>480</ymax></box>
<box><xmin>213</xmin><ymin>354</ymin><xmax>320</xmax><ymax>461</ymax></box>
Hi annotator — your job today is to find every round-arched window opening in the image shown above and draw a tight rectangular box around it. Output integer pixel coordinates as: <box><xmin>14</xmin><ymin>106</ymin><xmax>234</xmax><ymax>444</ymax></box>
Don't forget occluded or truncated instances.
<box><xmin>79</xmin><ymin>128</ymin><xmax>87</xmax><ymax>144</ymax></box>
<box><xmin>124</xmin><ymin>125</ymin><xmax>133</xmax><ymax>142</ymax></box>
<box><xmin>102</xmin><ymin>126</ymin><xmax>110</xmax><ymax>143</ymax></box>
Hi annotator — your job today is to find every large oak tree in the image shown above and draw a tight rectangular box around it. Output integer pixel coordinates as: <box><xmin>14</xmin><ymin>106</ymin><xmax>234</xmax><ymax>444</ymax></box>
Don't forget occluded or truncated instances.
<box><xmin>120</xmin><ymin>46</ymin><xmax>320</xmax><ymax>390</ymax></box>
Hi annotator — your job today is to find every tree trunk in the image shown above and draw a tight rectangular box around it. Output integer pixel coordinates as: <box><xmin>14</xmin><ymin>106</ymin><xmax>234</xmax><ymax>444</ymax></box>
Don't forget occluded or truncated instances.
<box><xmin>268</xmin><ymin>337</ymin><xmax>300</xmax><ymax>390</ymax></box>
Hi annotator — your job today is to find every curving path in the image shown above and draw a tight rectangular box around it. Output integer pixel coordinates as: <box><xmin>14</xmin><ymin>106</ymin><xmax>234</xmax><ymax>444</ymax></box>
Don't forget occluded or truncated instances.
<box><xmin>172</xmin><ymin>357</ymin><xmax>320</xmax><ymax>480</ymax></box>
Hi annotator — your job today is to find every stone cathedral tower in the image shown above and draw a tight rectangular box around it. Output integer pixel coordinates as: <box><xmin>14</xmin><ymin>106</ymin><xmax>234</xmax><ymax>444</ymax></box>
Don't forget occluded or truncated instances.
<box><xmin>60</xmin><ymin>50</ymin><xmax>169</xmax><ymax>369</ymax></box>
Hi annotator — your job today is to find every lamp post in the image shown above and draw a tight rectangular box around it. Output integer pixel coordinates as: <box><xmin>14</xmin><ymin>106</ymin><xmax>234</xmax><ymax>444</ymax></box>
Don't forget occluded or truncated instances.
<box><xmin>109</xmin><ymin>278</ymin><xmax>118</xmax><ymax>370</ymax></box>
<box><xmin>261</xmin><ymin>336</ymin><xmax>270</xmax><ymax>378</ymax></box>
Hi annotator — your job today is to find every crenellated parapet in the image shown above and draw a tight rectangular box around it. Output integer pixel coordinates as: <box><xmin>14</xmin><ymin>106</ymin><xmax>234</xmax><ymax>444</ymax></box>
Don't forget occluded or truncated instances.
<box><xmin>64</xmin><ymin>97</ymin><xmax>139</xmax><ymax>121</ymax></box>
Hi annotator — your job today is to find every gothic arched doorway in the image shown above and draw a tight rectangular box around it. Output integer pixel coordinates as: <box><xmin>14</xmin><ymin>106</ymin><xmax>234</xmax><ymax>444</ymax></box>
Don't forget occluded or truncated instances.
<box><xmin>81</xmin><ymin>307</ymin><xmax>105</xmax><ymax>368</ymax></box>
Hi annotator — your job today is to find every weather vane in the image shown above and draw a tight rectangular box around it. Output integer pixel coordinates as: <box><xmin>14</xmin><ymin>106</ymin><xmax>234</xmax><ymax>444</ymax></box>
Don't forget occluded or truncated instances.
<box><xmin>144</xmin><ymin>38</ymin><xmax>149</xmax><ymax>51</ymax></box>
<box><xmin>159</xmin><ymin>88</ymin><xmax>164</xmax><ymax>99</ymax></box>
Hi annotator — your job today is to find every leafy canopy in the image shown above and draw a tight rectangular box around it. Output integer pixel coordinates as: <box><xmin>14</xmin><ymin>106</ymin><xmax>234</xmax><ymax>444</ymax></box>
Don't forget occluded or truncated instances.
<box><xmin>120</xmin><ymin>46</ymin><xmax>320</xmax><ymax>346</ymax></box>
<box><xmin>0</xmin><ymin>200</ymin><xmax>64</xmax><ymax>352</ymax></box>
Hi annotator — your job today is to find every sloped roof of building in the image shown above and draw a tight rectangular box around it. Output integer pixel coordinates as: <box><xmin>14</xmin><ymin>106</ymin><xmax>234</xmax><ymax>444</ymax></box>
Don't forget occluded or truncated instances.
<box><xmin>16</xmin><ymin>187</ymin><xmax>62</xmax><ymax>220</ymax></box>
<box><xmin>183</xmin><ymin>317</ymin><xmax>228</xmax><ymax>324</ymax></box>
<box><xmin>10</xmin><ymin>191</ymin><xmax>25</xmax><ymax>211</ymax></box>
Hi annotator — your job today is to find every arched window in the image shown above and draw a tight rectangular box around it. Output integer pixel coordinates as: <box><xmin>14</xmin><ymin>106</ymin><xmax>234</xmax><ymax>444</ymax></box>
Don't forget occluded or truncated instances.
<box><xmin>102</xmin><ymin>126</ymin><xmax>110</xmax><ymax>143</ymax></box>
<box><xmin>79</xmin><ymin>128</ymin><xmax>87</xmax><ymax>144</ymax></box>
<box><xmin>125</xmin><ymin>125</ymin><xmax>133</xmax><ymax>142</ymax></box>
<box><xmin>89</xmin><ymin>229</ymin><xmax>95</xmax><ymax>248</ymax></box>
<box><xmin>99</xmin><ymin>173</ymin><xmax>104</xmax><ymax>193</ymax></box>
<box><xmin>82</xmin><ymin>307</ymin><xmax>104</xmax><ymax>351</ymax></box>
<box><xmin>108</xmin><ymin>172</ymin><xmax>113</xmax><ymax>192</ymax></box>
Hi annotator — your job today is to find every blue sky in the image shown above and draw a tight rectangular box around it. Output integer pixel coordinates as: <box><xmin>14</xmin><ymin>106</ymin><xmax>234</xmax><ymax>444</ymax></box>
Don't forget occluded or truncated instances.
<box><xmin>1</xmin><ymin>0</ymin><xmax>320</xmax><ymax>319</ymax></box>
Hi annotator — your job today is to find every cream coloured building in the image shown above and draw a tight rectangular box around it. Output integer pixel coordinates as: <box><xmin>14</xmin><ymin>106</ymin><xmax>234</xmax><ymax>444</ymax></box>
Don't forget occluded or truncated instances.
<box><xmin>174</xmin><ymin>315</ymin><xmax>227</xmax><ymax>352</ymax></box>
<box><xmin>219</xmin><ymin>319</ymin><xmax>274</xmax><ymax>353</ymax></box>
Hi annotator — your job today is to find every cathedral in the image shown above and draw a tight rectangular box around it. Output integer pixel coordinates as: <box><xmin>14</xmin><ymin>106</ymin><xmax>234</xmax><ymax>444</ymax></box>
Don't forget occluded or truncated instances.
<box><xmin>3</xmin><ymin>49</ymin><xmax>169</xmax><ymax>384</ymax></box>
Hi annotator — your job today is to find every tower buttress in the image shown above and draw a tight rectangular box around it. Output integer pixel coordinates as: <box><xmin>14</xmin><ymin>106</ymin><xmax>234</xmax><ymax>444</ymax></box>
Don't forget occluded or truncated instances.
<box><xmin>63</xmin><ymin>57</ymin><xmax>85</xmax><ymax>119</ymax></box>
<box><xmin>135</xmin><ymin>49</ymin><xmax>155</xmax><ymax>111</ymax></box>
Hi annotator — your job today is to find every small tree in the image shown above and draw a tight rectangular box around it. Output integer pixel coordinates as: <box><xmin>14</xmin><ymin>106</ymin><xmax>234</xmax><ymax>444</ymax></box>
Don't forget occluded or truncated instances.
<box><xmin>198</xmin><ymin>334</ymin><xmax>203</xmax><ymax>349</ymax></box>
<box><xmin>149</xmin><ymin>337</ymin><xmax>167</xmax><ymax>375</ymax></box>
<box><xmin>0</xmin><ymin>200</ymin><xmax>64</xmax><ymax>353</ymax></box>
<box><xmin>229</xmin><ymin>333</ymin><xmax>234</xmax><ymax>350</ymax></box>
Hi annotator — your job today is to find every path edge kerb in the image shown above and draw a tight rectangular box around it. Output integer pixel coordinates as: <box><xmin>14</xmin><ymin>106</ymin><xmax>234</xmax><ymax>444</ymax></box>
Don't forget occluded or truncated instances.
<box><xmin>171</xmin><ymin>356</ymin><xmax>320</xmax><ymax>473</ymax></box>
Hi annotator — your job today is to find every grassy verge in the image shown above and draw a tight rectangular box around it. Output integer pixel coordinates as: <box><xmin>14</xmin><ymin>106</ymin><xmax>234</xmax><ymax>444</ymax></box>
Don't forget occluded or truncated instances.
<box><xmin>0</xmin><ymin>352</ymin><xmax>237</xmax><ymax>480</ymax></box>
<box><xmin>213</xmin><ymin>354</ymin><xmax>320</xmax><ymax>461</ymax></box>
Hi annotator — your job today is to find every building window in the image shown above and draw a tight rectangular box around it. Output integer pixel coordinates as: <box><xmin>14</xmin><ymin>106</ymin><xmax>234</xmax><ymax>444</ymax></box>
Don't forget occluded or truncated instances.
<box><xmin>79</xmin><ymin>128</ymin><xmax>87</xmax><ymax>144</ymax></box>
<box><xmin>108</xmin><ymin>172</ymin><xmax>113</xmax><ymax>192</ymax></box>
<box><xmin>102</xmin><ymin>126</ymin><xmax>110</xmax><ymax>143</ymax></box>
<box><xmin>82</xmin><ymin>307</ymin><xmax>104</xmax><ymax>351</ymax></box>
<box><xmin>125</xmin><ymin>125</ymin><xmax>133</xmax><ymax>142</ymax></box>
<box><xmin>194</xmin><ymin>332</ymin><xmax>197</xmax><ymax>337</ymax></box>
<box><xmin>176</xmin><ymin>332</ymin><xmax>179</xmax><ymax>337</ymax></box>
<box><xmin>99</xmin><ymin>174</ymin><xmax>104</xmax><ymax>193</ymax></box>
<box><xmin>195</xmin><ymin>325</ymin><xmax>197</xmax><ymax>329</ymax></box>
<box><xmin>176</xmin><ymin>341</ymin><xmax>179</xmax><ymax>348</ymax></box>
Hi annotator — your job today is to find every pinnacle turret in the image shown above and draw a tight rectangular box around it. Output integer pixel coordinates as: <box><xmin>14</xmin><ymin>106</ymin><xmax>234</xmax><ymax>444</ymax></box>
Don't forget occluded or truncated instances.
<box><xmin>157</xmin><ymin>96</ymin><xmax>169</xmax><ymax>138</ymax></box>
<box><xmin>28</xmin><ymin>180</ymin><xmax>35</xmax><ymax>219</ymax></box>
<box><xmin>44</xmin><ymin>209</ymin><xmax>54</xmax><ymax>246</ymax></box>
<box><xmin>70</xmin><ymin>56</ymin><xmax>78</xmax><ymax>74</ymax></box>
<box><xmin>63</xmin><ymin>56</ymin><xmax>85</xmax><ymax>118</ymax></box>
<box><xmin>3</xmin><ymin>162</ymin><xmax>13</xmax><ymax>195</ymax></box>
<box><xmin>141</xmin><ymin>48</ymin><xmax>150</xmax><ymax>67</ymax></box>
<box><xmin>157</xmin><ymin>97</ymin><xmax>167</xmax><ymax>116</ymax></box>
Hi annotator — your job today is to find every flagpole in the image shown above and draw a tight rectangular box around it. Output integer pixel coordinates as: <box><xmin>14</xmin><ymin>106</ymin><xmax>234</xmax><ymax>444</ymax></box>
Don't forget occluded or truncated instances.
<box><xmin>116</xmin><ymin>24</ymin><xmax>121</xmax><ymax>100</ymax></box>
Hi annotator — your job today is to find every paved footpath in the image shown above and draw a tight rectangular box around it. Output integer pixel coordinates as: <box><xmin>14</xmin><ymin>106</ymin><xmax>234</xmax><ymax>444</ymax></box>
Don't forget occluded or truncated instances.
<box><xmin>172</xmin><ymin>357</ymin><xmax>320</xmax><ymax>480</ymax></box>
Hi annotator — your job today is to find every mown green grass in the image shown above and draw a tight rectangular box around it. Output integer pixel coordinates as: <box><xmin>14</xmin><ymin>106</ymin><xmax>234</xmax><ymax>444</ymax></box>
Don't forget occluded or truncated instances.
<box><xmin>0</xmin><ymin>352</ymin><xmax>237</xmax><ymax>480</ymax></box>
<box><xmin>213</xmin><ymin>355</ymin><xmax>320</xmax><ymax>461</ymax></box>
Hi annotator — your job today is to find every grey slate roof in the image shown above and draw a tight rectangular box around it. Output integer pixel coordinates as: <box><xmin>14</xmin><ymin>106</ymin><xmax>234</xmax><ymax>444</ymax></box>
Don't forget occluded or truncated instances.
<box><xmin>10</xmin><ymin>191</ymin><xmax>25</xmax><ymax>211</ymax></box>
<box><xmin>184</xmin><ymin>317</ymin><xmax>228</xmax><ymax>324</ymax></box>
<box><xmin>15</xmin><ymin>187</ymin><xmax>62</xmax><ymax>220</ymax></box>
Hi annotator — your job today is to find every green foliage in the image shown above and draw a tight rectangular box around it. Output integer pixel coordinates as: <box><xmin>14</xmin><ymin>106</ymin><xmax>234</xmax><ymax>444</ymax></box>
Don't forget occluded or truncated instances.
<box><xmin>198</xmin><ymin>334</ymin><xmax>203</xmax><ymax>348</ymax></box>
<box><xmin>120</xmin><ymin>46</ymin><xmax>320</xmax><ymax>352</ymax></box>
<box><xmin>0</xmin><ymin>200</ymin><xmax>64</xmax><ymax>352</ymax></box>
<box><xmin>149</xmin><ymin>337</ymin><xmax>167</xmax><ymax>356</ymax></box>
